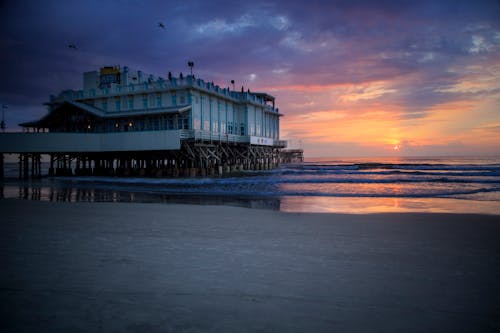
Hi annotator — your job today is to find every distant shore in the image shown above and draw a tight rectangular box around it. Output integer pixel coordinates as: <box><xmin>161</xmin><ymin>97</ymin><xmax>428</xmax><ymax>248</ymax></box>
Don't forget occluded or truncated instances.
<box><xmin>1</xmin><ymin>199</ymin><xmax>499</xmax><ymax>332</ymax></box>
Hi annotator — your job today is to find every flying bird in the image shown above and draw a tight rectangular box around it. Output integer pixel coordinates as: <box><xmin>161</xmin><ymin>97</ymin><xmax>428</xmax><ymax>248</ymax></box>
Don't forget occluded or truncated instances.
<box><xmin>68</xmin><ymin>43</ymin><xmax>77</xmax><ymax>50</ymax></box>
<box><xmin>158</xmin><ymin>22</ymin><xmax>165</xmax><ymax>29</ymax></box>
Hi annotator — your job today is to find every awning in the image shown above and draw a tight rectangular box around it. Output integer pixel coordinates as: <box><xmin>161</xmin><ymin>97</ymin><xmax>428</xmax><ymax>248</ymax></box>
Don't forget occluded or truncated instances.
<box><xmin>20</xmin><ymin>101</ymin><xmax>191</xmax><ymax>128</ymax></box>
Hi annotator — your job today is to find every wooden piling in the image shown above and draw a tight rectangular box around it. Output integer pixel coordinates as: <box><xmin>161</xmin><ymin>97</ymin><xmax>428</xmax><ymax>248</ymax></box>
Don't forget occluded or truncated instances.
<box><xmin>0</xmin><ymin>153</ymin><xmax>3</xmax><ymax>179</ymax></box>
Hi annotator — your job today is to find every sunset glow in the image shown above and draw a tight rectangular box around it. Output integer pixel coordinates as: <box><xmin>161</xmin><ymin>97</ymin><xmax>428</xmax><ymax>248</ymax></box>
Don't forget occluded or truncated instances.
<box><xmin>1</xmin><ymin>1</ymin><xmax>499</xmax><ymax>157</ymax></box>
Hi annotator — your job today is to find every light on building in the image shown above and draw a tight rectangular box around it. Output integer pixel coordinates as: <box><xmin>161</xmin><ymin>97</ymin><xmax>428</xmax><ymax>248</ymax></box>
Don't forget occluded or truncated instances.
<box><xmin>115</xmin><ymin>123</ymin><xmax>119</xmax><ymax>128</ymax></box>
<box><xmin>129</xmin><ymin>122</ymin><xmax>133</xmax><ymax>127</ymax></box>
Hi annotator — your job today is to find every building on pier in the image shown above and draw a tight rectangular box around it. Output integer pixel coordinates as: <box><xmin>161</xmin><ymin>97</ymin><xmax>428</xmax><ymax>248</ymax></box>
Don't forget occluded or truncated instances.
<box><xmin>0</xmin><ymin>65</ymin><xmax>287</xmax><ymax>178</ymax></box>
<box><xmin>280</xmin><ymin>149</ymin><xmax>304</xmax><ymax>163</ymax></box>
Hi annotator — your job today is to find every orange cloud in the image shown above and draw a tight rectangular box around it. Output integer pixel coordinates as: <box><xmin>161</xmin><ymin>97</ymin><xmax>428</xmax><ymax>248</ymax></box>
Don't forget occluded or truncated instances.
<box><xmin>279</xmin><ymin>88</ymin><xmax>500</xmax><ymax>156</ymax></box>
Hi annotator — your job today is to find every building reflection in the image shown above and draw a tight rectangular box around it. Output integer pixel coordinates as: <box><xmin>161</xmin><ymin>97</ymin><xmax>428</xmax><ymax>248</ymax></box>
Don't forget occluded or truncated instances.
<box><xmin>0</xmin><ymin>183</ymin><xmax>281</xmax><ymax>210</ymax></box>
<box><xmin>4</xmin><ymin>182</ymin><xmax>497</xmax><ymax>214</ymax></box>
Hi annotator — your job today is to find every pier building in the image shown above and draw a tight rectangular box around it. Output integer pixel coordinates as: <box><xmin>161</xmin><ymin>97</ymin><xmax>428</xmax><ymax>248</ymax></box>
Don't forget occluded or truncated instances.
<box><xmin>0</xmin><ymin>65</ymin><xmax>286</xmax><ymax>178</ymax></box>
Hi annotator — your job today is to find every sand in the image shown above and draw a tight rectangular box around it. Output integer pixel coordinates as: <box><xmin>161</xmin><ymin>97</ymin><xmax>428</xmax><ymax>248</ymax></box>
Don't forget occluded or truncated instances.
<box><xmin>1</xmin><ymin>199</ymin><xmax>499</xmax><ymax>332</ymax></box>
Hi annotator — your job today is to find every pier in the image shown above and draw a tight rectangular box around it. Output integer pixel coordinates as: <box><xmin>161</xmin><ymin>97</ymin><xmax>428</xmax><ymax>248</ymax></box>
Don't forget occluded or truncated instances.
<box><xmin>0</xmin><ymin>131</ymin><xmax>286</xmax><ymax>179</ymax></box>
<box><xmin>0</xmin><ymin>65</ymin><xmax>295</xmax><ymax>179</ymax></box>
<box><xmin>280</xmin><ymin>149</ymin><xmax>304</xmax><ymax>163</ymax></box>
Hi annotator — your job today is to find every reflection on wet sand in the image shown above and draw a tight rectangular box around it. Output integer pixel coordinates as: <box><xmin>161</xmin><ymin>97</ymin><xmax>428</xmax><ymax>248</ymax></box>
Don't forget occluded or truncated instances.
<box><xmin>2</xmin><ymin>182</ymin><xmax>500</xmax><ymax>214</ymax></box>
<box><xmin>1</xmin><ymin>183</ymin><xmax>281</xmax><ymax>210</ymax></box>
<box><xmin>279</xmin><ymin>196</ymin><xmax>500</xmax><ymax>214</ymax></box>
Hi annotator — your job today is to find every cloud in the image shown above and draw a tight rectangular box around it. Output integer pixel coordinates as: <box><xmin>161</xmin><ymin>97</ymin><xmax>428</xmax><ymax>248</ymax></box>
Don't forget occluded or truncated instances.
<box><xmin>0</xmin><ymin>0</ymin><xmax>499</xmax><ymax>155</ymax></box>
<box><xmin>469</xmin><ymin>35</ymin><xmax>494</xmax><ymax>53</ymax></box>
<box><xmin>339</xmin><ymin>82</ymin><xmax>398</xmax><ymax>102</ymax></box>
<box><xmin>195</xmin><ymin>15</ymin><xmax>257</xmax><ymax>35</ymax></box>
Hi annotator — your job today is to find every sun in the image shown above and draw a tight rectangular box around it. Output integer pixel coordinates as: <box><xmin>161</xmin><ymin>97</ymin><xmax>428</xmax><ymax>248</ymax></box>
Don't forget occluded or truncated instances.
<box><xmin>393</xmin><ymin>145</ymin><xmax>400</xmax><ymax>151</ymax></box>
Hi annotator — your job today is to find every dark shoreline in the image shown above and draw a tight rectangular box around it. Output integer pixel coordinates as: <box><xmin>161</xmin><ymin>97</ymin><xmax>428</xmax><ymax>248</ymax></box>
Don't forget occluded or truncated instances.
<box><xmin>2</xmin><ymin>199</ymin><xmax>500</xmax><ymax>332</ymax></box>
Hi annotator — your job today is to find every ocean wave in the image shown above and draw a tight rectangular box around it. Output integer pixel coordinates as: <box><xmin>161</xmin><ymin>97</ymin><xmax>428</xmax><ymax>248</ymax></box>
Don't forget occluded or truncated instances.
<box><xmin>275</xmin><ymin>169</ymin><xmax>500</xmax><ymax>177</ymax></box>
<box><xmin>5</xmin><ymin>159</ymin><xmax>500</xmax><ymax>202</ymax></box>
<box><xmin>95</xmin><ymin>184</ymin><xmax>500</xmax><ymax>199</ymax></box>
<box><xmin>58</xmin><ymin>175</ymin><xmax>500</xmax><ymax>186</ymax></box>
<box><xmin>282</xmin><ymin>163</ymin><xmax>500</xmax><ymax>172</ymax></box>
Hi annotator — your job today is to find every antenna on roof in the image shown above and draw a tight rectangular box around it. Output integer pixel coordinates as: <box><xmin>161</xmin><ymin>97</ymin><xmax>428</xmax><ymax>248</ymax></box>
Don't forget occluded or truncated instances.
<box><xmin>230</xmin><ymin>80</ymin><xmax>235</xmax><ymax>90</ymax></box>
<box><xmin>187</xmin><ymin>61</ymin><xmax>194</xmax><ymax>76</ymax></box>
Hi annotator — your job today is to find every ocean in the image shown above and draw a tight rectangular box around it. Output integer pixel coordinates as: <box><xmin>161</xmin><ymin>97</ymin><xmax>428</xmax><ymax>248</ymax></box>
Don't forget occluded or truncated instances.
<box><xmin>2</xmin><ymin>156</ymin><xmax>500</xmax><ymax>214</ymax></box>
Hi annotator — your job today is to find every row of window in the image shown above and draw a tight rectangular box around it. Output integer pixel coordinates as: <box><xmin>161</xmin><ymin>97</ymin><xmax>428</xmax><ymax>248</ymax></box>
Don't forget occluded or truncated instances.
<box><xmin>108</xmin><ymin>117</ymin><xmax>190</xmax><ymax>132</ymax></box>
<box><xmin>50</xmin><ymin>115</ymin><xmax>190</xmax><ymax>133</ymax></box>
<box><xmin>49</xmin><ymin>119</ymin><xmax>277</xmax><ymax>138</ymax></box>
<box><xmin>89</xmin><ymin>93</ymin><xmax>188</xmax><ymax>112</ymax></box>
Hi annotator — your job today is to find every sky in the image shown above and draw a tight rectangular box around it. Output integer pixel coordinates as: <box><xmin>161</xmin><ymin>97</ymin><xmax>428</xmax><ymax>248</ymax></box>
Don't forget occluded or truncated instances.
<box><xmin>1</xmin><ymin>0</ymin><xmax>499</xmax><ymax>157</ymax></box>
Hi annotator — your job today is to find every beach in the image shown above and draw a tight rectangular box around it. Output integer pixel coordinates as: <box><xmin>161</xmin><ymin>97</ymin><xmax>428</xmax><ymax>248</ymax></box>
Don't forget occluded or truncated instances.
<box><xmin>1</xmin><ymin>199</ymin><xmax>499</xmax><ymax>332</ymax></box>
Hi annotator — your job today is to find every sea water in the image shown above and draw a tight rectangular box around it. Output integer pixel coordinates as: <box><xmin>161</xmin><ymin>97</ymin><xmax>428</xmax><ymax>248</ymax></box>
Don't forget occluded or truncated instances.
<box><xmin>2</xmin><ymin>156</ymin><xmax>500</xmax><ymax>214</ymax></box>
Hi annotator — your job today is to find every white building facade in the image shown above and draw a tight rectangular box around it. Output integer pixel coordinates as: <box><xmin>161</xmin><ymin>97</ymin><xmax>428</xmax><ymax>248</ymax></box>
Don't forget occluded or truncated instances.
<box><xmin>32</xmin><ymin>65</ymin><xmax>283</xmax><ymax>146</ymax></box>
<box><xmin>0</xmin><ymin>66</ymin><xmax>286</xmax><ymax>178</ymax></box>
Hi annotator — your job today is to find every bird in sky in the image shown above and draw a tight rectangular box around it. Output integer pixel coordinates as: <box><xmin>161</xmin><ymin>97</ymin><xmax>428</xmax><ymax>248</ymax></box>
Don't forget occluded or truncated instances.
<box><xmin>68</xmin><ymin>43</ymin><xmax>77</xmax><ymax>50</ymax></box>
<box><xmin>158</xmin><ymin>22</ymin><xmax>165</xmax><ymax>29</ymax></box>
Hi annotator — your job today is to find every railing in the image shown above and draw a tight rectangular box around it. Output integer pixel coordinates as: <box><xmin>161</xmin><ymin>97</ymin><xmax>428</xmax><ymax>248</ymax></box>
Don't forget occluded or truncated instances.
<box><xmin>53</xmin><ymin>77</ymin><xmax>280</xmax><ymax>112</ymax></box>
<box><xmin>179</xmin><ymin>130</ymin><xmax>249</xmax><ymax>143</ymax></box>
<box><xmin>179</xmin><ymin>130</ymin><xmax>285</xmax><ymax>146</ymax></box>
<box><xmin>276</xmin><ymin>140</ymin><xmax>287</xmax><ymax>148</ymax></box>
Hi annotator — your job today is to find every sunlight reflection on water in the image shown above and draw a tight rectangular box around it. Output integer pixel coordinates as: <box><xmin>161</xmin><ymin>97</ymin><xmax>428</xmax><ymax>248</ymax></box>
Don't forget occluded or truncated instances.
<box><xmin>279</xmin><ymin>196</ymin><xmax>500</xmax><ymax>214</ymax></box>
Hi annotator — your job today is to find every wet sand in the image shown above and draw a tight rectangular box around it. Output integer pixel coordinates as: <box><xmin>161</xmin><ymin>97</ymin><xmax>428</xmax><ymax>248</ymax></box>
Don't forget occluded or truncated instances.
<box><xmin>1</xmin><ymin>199</ymin><xmax>499</xmax><ymax>332</ymax></box>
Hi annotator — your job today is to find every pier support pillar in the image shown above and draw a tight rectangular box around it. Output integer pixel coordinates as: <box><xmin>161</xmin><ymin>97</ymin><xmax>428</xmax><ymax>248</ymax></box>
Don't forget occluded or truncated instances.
<box><xmin>18</xmin><ymin>154</ymin><xmax>22</xmax><ymax>179</ymax></box>
<box><xmin>172</xmin><ymin>168</ymin><xmax>179</xmax><ymax>177</ymax></box>
<box><xmin>31</xmin><ymin>154</ymin><xmax>35</xmax><ymax>178</ymax></box>
<box><xmin>0</xmin><ymin>153</ymin><xmax>3</xmax><ymax>179</ymax></box>
<box><xmin>23</xmin><ymin>154</ymin><xmax>29</xmax><ymax>179</ymax></box>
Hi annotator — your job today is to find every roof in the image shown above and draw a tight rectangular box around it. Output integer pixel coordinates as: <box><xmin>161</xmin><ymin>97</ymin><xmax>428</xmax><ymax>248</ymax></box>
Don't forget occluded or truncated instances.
<box><xmin>20</xmin><ymin>101</ymin><xmax>191</xmax><ymax>127</ymax></box>
<box><xmin>252</xmin><ymin>92</ymin><xmax>275</xmax><ymax>102</ymax></box>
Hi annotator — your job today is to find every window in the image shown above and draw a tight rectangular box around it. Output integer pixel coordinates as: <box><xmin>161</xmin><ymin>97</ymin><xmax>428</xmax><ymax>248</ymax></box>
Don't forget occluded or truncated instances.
<box><xmin>176</xmin><ymin>116</ymin><xmax>189</xmax><ymax>129</ymax></box>
<box><xmin>102</xmin><ymin>100</ymin><xmax>108</xmax><ymax>111</ymax></box>
<box><xmin>171</xmin><ymin>94</ymin><xmax>177</xmax><ymax>106</ymax></box>
<box><xmin>240</xmin><ymin>124</ymin><xmax>245</xmax><ymax>136</ymax></box>
<box><xmin>137</xmin><ymin>119</ymin><xmax>144</xmax><ymax>130</ymax></box>
<box><xmin>128</xmin><ymin>96</ymin><xmax>134</xmax><ymax>110</ymax></box>
<box><xmin>142</xmin><ymin>95</ymin><xmax>148</xmax><ymax>109</ymax></box>
<box><xmin>115</xmin><ymin>98</ymin><xmax>121</xmax><ymax>111</ymax></box>
<box><xmin>156</xmin><ymin>93</ymin><xmax>162</xmax><ymax>107</ymax></box>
